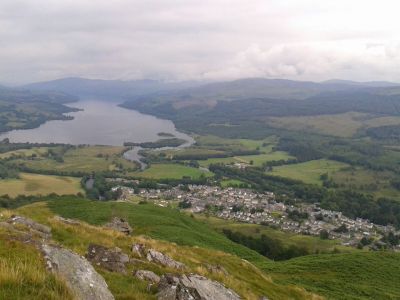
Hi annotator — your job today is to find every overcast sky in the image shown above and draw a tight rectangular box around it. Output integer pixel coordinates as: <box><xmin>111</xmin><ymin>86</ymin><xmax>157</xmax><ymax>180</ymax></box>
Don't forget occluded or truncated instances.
<box><xmin>1</xmin><ymin>0</ymin><xmax>400</xmax><ymax>85</ymax></box>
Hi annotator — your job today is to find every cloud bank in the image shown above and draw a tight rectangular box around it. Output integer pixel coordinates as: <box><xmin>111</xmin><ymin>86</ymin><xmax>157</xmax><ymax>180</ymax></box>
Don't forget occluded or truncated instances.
<box><xmin>1</xmin><ymin>0</ymin><xmax>400</xmax><ymax>84</ymax></box>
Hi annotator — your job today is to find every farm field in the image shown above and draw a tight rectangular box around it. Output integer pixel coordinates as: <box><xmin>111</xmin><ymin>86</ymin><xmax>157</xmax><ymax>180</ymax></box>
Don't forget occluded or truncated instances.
<box><xmin>12</xmin><ymin>145</ymin><xmax>139</xmax><ymax>173</ymax></box>
<box><xmin>198</xmin><ymin>151</ymin><xmax>292</xmax><ymax>167</ymax></box>
<box><xmin>271</xmin><ymin>159</ymin><xmax>348</xmax><ymax>185</ymax></box>
<box><xmin>0</xmin><ymin>147</ymin><xmax>48</xmax><ymax>159</ymax></box>
<box><xmin>132</xmin><ymin>163</ymin><xmax>212</xmax><ymax>179</ymax></box>
<box><xmin>0</xmin><ymin>173</ymin><xmax>83</xmax><ymax>197</ymax></box>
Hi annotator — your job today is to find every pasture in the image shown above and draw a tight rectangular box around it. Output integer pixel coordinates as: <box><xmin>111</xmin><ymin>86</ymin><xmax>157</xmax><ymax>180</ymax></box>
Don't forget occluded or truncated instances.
<box><xmin>0</xmin><ymin>173</ymin><xmax>83</xmax><ymax>197</ymax></box>
<box><xmin>0</xmin><ymin>147</ymin><xmax>48</xmax><ymax>159</ymax></box>
<box><xmin>271</xmin><ymin>159</ymin><xmax>348</xmax><ymax>185</ymax></box>
<box><xmin>12</xmin><ymin>145</ymin><xmax>139</xmax><ymax>173</ymax></box>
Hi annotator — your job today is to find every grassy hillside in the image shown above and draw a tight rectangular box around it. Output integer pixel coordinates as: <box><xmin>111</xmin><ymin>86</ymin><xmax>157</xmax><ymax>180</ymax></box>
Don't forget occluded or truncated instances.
<box><xmin>199</xmin><ymin>216</ymin><xmax>356</xmax><ymax>254</ymax></box>
<box><xmin>265</xmin><ymin>112</ymin><xmax>400</xmax><ymax>138</ymax></box>
<box><xmin>0</xmin><ymin>229</ymin><xmax>73</xmax><ymax>300</ymax></box>
<box><xmin>0</xmin><ymin>173</ymin><xmax>83</xmax><ymax>197</ymax></box>
<box><xmin>3</xmin><ymin>200</ymin><xmax>317</xmax><ymax>300</ymax></box>
<box><xmin>46</xmin><ymin>198</ymin><xmax>265</xmax><ymax>264</ymax></box>
<box><xmin>1</xmin><ymin>198</ymin><xmax>399</xmax><ymax>299</ymax></box>
<box><xmin>44</xmin><ymin>197</ymin><xmax>400</xmax><ymax>299</ymax></box>
<box><xmin>265</xmin><ymin>252</ymin><xmax>400</xmax><ymax>300</ymax></box>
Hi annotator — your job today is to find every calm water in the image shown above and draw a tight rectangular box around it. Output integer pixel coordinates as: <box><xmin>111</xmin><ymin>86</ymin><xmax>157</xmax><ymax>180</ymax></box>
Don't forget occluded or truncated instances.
<box><xmin>0</xmin><ymin>100</ymin><xmax>194</xmax><ymax>146</ymax></box>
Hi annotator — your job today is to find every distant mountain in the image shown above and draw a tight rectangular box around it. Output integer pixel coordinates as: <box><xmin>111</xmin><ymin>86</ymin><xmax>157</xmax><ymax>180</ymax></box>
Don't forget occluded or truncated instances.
<box><xmin>22</xmin><ymin>77</ymin><xmax>203</xmax><ymax>101</ymax></box>
<box><xmin>322</xmin><ymin>79</ymin><xmax>400</xmax><ymax>88</ymax></box>
<box><xmin>123</xmin><ymin>77</ymin><xmax>400</xmax><ymax>111</ymax></box>
<box><xmin>0</xmin><ymin>86</ymin><xmax>78</xmax><ymax>104</ymax></box>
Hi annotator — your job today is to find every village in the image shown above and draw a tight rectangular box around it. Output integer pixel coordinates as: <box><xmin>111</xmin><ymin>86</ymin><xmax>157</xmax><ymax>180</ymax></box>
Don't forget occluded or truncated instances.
<box><xmin>111</xmin><ymin>183</ymin><xmax>400</xmax><ymax>251</ymax></box>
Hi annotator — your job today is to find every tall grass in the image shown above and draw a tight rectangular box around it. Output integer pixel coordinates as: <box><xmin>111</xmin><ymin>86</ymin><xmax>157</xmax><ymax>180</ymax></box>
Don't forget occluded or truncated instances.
<box><xmin>0</xmin><ymin>236</ymin><xmax>73</xmax><ymax>300</ymax></box>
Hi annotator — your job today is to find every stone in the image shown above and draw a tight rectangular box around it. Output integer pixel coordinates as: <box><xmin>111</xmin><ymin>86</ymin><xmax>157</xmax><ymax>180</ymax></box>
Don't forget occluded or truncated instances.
<box><xmin>8</xmin><ymin>215</ymin><xmax>51</xmax><ymax>239</ymax></box>
<box><xmin>42</xmin><ymin>244</ymin><xmax>114</xmax><ymax>300</ymax></box>
<box><xmin>105</xmin><ymin>217</ymin><xmax>132</xmax><ymax>235</ymax></box>
<box><xmin>131</xmin><ymin>243</ymin><xmax>146</xmax><ymax>257</ymax></box>
<box><xmin>157</xmin><ymin>274</ymin><xmax>241</xmax><ymax>300</ymax></box>
<box><xmin>146</xmin><ymin>249</ymin><xmax>185</xmax><ymax>270</ymax></box>
<box><xmin>86</xmin><ymin>244</ymin><xmax>129</xmax><ymax>273</ymax></box>
<box><xmin>135</xmin><ymin>270</ymin><xmax>161</xmax><ymax>284</ymax></box>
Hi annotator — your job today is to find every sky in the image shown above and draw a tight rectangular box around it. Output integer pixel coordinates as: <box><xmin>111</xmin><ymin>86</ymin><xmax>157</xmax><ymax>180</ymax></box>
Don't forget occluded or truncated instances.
<box><xmin>1</xmin><ymin>0</ymin><xmax>400</xmax><ymax>85</ymax></box>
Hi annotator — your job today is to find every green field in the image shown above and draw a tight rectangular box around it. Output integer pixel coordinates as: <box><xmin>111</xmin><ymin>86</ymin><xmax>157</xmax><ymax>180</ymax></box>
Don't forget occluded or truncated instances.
<box><xmin>13</xmin><ymin>145</ymin><xmax>139</xmax><ymax>173</ymax></box>
<box><xmin>199</xmin><ymin>151</ymin><xmax>292</xmax><ymax>167</ymax></box>
<box><xmin>271</xmin><ymin>159</ymin><xmax>348</xmax><ymax>185</ymax></box>
<box><xmin>0</xmin><ymin>173</ymin><xmax>83</xmax><ymax>197</ymax></box>
<box><xmin>0</xmin><ymin>147</ymin><xmax>49</xmax><ymax>159</ymax></box>
<box><xmin>193</xmin><ymin>135</ymin><xmax>293</xmax><ymax>167</ymax></box>
<box><xmin>132</xmin><ymin>163</ymin><xmax>212</xmax><ymax>179</ymax></box>
<box><xmin>220</xmin><ymin>179</ymin><xmax>247</xmax><ymax>187</ymax></box>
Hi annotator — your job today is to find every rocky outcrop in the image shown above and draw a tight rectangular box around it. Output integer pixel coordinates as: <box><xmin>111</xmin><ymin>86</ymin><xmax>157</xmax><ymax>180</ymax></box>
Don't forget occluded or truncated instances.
<box><xmin>86</xmin><ymin>244</ymin><xmax>129</xmax><ymax>274</ymax></box>
<box><xmin>147</xmin><ymin>249</ymin><xmax>185</xmax><ymax>270</ymax></box>
<box><xmin>105</xmin><ymin>217</ymin><xmax>132</xmax><ymax>235</ymax></box>
<box><xmin>157</xmin><ymin>274</ymin><xmax>241</xmax><ymax>300</ymax></box>
<box><xmin>135</xmin><ymin>270</ymin><xmax>161</xmax><ymax>284</ymax></box>
<box><xmin>42</xmin><ymin>244</ymin><xmax>115</xmax><ymax>300</ymax></box>
<box><xmin>7</xmin><ymin>215</ymin><xmax>51</xmax><ymax>239</ymax></box>
<box><xmin>131</xmin><ymin>243</ymin><xmax>146</xmax><ymax>258</ymax></box>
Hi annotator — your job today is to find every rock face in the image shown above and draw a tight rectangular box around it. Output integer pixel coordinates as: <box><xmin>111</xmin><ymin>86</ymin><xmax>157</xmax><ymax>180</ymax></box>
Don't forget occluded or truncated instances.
<box><xmin>147</xmin><ymin>249</ymin><xmax>185</xmax><ymax>270</ymax></box>
<box><xmin>105</xmin><ymin>217</ymin><xmax>132</xmax><ymax>235</ymax></box>
<box><xmin>42</xmin><ymin>244</ymin><xmax>115</xmax><ymax>300</ymax></box>
<box><xmin>135</xmin><ymin>270</ymin><xmax>161</xmax><ymax>284</ymax></box>
<box><xmin>86</xmin><ymin>244</ymin><xmax>129</xmax><ymax>273</ymax></box>
<box><xmin>8</xmin><ymin>215</ymin><xmax>51</xmax><ymax>239</ymax></box>
<box><xmin>157</xmin><ymin>274</ymin><xmax>241</xmax><ymax>300</ymax></box>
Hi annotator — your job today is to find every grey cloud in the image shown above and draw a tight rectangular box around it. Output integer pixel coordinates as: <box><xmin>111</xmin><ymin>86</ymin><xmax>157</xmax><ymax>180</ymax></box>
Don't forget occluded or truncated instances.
<box><xmin>0</xmin><ymin>0</ymin><xmax>400</xmax><ymax>84</ymax></box>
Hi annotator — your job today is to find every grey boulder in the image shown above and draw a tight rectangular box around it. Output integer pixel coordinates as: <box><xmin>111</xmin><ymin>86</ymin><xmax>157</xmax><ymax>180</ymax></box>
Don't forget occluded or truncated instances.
<box><xmin>42</xmin><ymin>244</ymin><xmax>114</xmax><ymax>300</ymax></box>
<box><xmin>157</xmin><ymin>274</ymin><xmax>241</xmax><ymax>300</ymax></box>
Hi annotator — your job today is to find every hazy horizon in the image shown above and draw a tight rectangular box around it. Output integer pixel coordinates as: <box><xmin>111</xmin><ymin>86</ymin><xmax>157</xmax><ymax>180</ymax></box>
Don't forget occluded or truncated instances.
<box><xmin>1</xmin><ymin>1</ymin><xmax>400</xmax><ymax>85</ymax></box>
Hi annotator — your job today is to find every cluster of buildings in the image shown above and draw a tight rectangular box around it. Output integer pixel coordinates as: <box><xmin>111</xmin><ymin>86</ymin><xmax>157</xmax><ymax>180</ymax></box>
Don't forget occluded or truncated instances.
<box><xmin>113</xmin><ymin>184</ymin><xmax>400</xmax><ymax>250</ymax></box>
